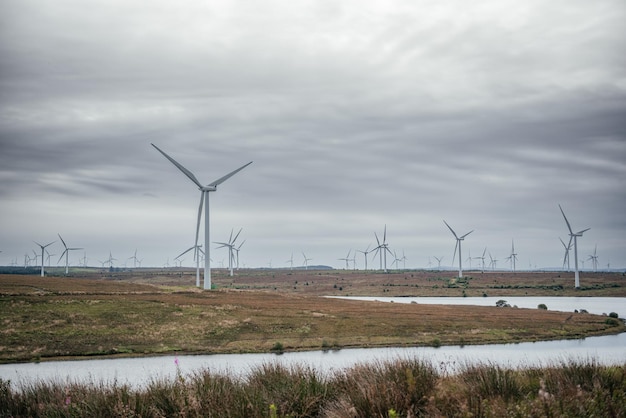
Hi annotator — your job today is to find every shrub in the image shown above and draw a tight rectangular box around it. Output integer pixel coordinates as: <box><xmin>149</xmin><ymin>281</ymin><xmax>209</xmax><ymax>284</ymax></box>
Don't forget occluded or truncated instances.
<box><xmin>609</xmin><ymin>312</ymin><xmax>619</xmax><ymax>318</ymax></box>
<box><xmin>537</xmin><ymin>303</ymin><xmax>548</xmax><ymax>310</ymax></box>
<box><xmin>270</xmin><ymin>342</ymin><xmax>284</xmax><ymax>354</ymax></box>
<box><xmin>496</xmin><ymin>299</ymin><xmax>510</xmax><ymax>308</ymax></box>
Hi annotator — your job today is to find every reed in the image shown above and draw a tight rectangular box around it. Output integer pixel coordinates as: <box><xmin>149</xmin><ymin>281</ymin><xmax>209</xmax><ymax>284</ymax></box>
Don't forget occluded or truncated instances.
<box><xmin>1</xmin><ymin>359</ymin><xmax>624</xmax><ymax>417</ymax></box>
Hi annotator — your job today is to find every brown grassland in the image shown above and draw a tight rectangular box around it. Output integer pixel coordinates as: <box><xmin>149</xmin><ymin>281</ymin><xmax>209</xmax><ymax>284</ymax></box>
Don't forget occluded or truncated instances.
<box><xmin>0</xmin><ymin>269</ymin><xmax>624</xmax><ymax>363</ymax></box>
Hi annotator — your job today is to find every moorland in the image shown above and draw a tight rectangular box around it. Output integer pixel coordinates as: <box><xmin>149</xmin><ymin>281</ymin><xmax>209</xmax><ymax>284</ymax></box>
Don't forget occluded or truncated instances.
<box><xmin>1</xmin><ymin>269</ymin><xmax>624</xmax><ymax>363</ymax></box>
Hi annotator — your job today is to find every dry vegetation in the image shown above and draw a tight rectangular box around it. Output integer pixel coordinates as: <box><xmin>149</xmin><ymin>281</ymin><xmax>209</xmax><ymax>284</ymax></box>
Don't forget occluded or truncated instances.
<box><xmin>1</xmin><ymin>270</ymin><xmax>624</xmax><ymax>363</ymax></box>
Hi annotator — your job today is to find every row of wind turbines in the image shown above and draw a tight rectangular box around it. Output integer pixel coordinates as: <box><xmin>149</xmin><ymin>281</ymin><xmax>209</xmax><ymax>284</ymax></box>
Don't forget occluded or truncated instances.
<box><xmin>151</xmin><ymin>144</ymin><xmax>596</xmax><ymax>290</ymax></box>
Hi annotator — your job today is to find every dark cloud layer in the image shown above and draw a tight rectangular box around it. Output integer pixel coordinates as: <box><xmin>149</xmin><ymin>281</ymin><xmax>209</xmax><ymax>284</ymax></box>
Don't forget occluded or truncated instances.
<box><xmin>1</xmin><ymin>0</ymin><xmax>625</xmax><ymax>271</ymax></box>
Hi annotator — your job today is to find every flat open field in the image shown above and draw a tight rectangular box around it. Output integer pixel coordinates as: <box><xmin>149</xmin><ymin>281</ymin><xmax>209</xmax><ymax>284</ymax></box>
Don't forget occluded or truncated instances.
<box><xmin>1</xmin><ymin>270</ymin><xmax>624</xmax><ymax>363</ymax></box>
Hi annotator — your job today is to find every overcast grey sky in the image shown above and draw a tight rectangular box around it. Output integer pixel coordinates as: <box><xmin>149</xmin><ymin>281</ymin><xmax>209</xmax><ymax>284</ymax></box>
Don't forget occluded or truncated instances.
<box><xmin>1</xmin><ymin>0</ymin><xmax>625</xmax><ymax>272</ymax></box>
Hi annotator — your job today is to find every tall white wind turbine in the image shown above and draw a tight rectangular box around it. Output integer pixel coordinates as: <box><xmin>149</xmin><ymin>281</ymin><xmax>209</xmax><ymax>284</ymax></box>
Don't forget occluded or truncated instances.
<box><xmin>34</xmin><ymin>240</ymin><xmax>55</xmax><ymax>277</ymax></box>
<box><xmin>177</xmin><ymin>244</ymin><xmax>204</xmax><ymax>287</ymax></box>
<box><xmin>152</xmin><ymin>143</ymin><xmax>252</xmax><ymax>290</ymax></box>
<box><xmin>302</xmin><ymin>252</ymin><xmax>312</xmax><ymax>270</ymax></box>
<box><xmin>443</xmin><ymin>220</ymin><xmax>473</xmax><ymax>278</ymax></box>
<box><xmin>338</xmin><ymin>249</ymin><xmax>351</xmax><ymax>270</ymax></box>
<box><xmin>58</xmin><ymin>234</ymin><xmax>83</xmax><ymax>275</ymax></box>
<box><xmin>558</xmin><ymin>204</ymin><xmax>590</xmax><ymax>288</ymax></box>
<box><xmin>434</xmin><ymin>256</ymin><xmax>443</xmax><ymax>270</ymax></box>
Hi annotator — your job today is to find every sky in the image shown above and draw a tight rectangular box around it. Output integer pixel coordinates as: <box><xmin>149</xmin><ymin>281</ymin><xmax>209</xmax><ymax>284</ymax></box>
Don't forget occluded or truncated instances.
<box><xmin>1</xmin><ymin>0</ymin><xmax>625</xmax><ymax>272</ymax></box>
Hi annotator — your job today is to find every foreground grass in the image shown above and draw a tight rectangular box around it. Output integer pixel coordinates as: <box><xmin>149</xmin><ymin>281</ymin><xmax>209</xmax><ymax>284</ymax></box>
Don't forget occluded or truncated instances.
<box><xmin>1</xmin><ymin>275</ymin><xmax>623</xmax><ymax>363</ymax></box>
<box><xmin>1</xmin><ymin>358</ymin><xmax>625</xmax><ymax>417</ymax></box>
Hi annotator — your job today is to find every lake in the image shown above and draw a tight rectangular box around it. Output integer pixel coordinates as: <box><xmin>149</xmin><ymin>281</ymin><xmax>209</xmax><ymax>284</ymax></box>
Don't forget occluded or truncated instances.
<box><xmin>1</xmin><ymin>296</ymin><xmax>624</xmax><ymax>390</ymax></box>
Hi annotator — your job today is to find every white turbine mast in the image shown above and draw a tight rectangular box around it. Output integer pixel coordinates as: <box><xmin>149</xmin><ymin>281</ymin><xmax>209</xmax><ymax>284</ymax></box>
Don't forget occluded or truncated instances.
<box><xmin>474</xmin><ymin>248</ymin><xmax>487</xmax><ymax>273</ymax></box>
<box><xmin>152</xmin><ymin>143</ymin><xmax>252</xmax><ymax>290</ymax></box>
<box><xmin>558</xmin><ymin>204</ymin><xmax>590</xmax><ymax>288</ymax></box>
<box><xmin>286</xmin><ymin>253</ymin><xmax>294</xmax><ymax>270</ymax></box>
<box><xmin>58</xmin><ymin>234</ymin><xmax>83</xmax><ymax>275</ymax></box>
<box><xmin>443</xmin><ymin>220</ymin><xmax>473</xmax><ymax>278</ymax></box>
<box><xmin>34</xmin><ymin>240</ymin><xmax>55</xmax><ymax>277</ymax></box>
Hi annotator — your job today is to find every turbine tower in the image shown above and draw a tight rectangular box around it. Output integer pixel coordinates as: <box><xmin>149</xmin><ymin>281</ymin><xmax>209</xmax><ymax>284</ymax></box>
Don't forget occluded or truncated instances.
<box><xmin>177</xmin><ymin>244</ymin><xmax>204</xmax><ymax>287</ymax></box>
<box><xmin>443</xmin><ymin>220</ymin><xmax>473</xmax><ymax>278</ymax></box>
<box><xmin>34</xmin><ymin>240</ymin><xmax>55</xmax><ymax>277</ymax></box>
<box><xmin>587</xmin><ymin>245</ymin><xmax>599</xmax><ymax>272</ymax></box>
<box><xmin>302</xmin><ymin>252</ymin><xmax>312</xmax><ymax>270</ymax></box>
<box><xmin>558</xmin><ymin>204</ymin><xmax>590</xmax><ymax>288</ymax></box>
<box><xmin>58</xmin><ymin>234</ymin><xmax>83</xmax><ymax>275</ymax></box>
<box><xmin>152</xmin><ymin>143</ymin><xmax>252</xmax><ymax>290</ymax></box>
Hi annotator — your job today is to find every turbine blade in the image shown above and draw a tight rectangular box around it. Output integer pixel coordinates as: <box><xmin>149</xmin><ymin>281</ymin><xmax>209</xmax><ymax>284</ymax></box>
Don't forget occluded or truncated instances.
<box><xmin>57</xmin><ymin>249</ymin><xmax>68</xmax><ymax>264</ymax></box>
<box><xmin>57</xmin><ymin>234</ymin><xmax>68</xmax><ymax>249</ymax></box>
<box><xmin>460</xmin><ymin>230</ymin><xmax>474</xmax><ymax>239</ymax></box>
<box><xmin>383</xmin><ymin>224</ymin><xmax>387</xmax><ymax>243</ymax></box>
<box><xmin>208</xmin><ymin>161</ymin><xmax>253</xmax><ymax>187</ymax></box>
<box><xmin>195</xmin><ymin>192</ymin><xmax>204</xmax><ymax>254</ymax></box>
<box><xmin>452</xmin><ymin>241</ymin><xmax>458</xmax><ymax>264</ymax></box>
<box><xmin>374</xmin><ymin>232</ymin><xmax>381</xmax><ymax>246</ymax></box>
<box><xmin>576</xmin><ymin>228</ymin><xmax>590</xmax><ymax>235</ymax></box>
<box><xmin>232</xmin><ymin>228</ymin><xmax>243</xmax><ymax>244</ymax></box>
<box><xmin>151</xmin><ymin>143</ymin><xmax>203</xmax><ymax>188</ymax></box>
<box><xmin>443</xmin><ymin>220</ymin><xmax>459</xmax><ymax>239</ymax></box>
<box><xmin>558</xmin><ymin>204</ymin><xmax>574</xmax><ymax>234</ymax></box>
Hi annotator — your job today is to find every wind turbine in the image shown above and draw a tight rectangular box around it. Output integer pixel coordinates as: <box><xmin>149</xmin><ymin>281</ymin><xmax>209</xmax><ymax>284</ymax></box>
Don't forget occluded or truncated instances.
<box><xmin>505</xmin><ymin>240</ymin><xmax>518</xmax><ymax>272</ymax></box>
<box><xmin>177</xmin><ymin>244</ymin><xmax>204</xmax><ymax>286</ymax></box>
<box><xmin>58</xmin><ymin>234</ymin><xmax>83</xmax><ymax>275</ymax></box>
<box><xmin>105</xmin><ymin>251</ymin><xmax>116</xmax><ymax>268</ymax></box>
<box><xmin>587</xmin><ymin>245</ymin><xmax>599</xmax><ymax>272</ymax></box>
<box><xmin>286</xmin><ymin>253</ymin><xmax>294</xmax><ymax>270</ymax></box>
<box><xmin>338</xmin><ymin>249</ymin><xmax>351</xmax><ymax>270</ymax></box>
<box><xmin>356</xmin><ymin>245</ymin><xmax>371</xmax><ymax>270</ymax></box>
<box><xmin>443</xmin><ymin>220</ymin><xmax>473</xmax><ymax>278</ymax></box>
<box><xmin>215</xmin><ymin>228</ymin><xmax>242</xmax><ymax>277</ymax></box>
<box><xmin>128</xmin><ymin>249</ymin><xmax>140</xmax><ymax>268</ymax></box>
<box><xmin>302</xmin><ymin>252</ymin><xmax>312</xmax><ymax>270</ymax></box>
<box><xmin>34</xmin><ymin>240</ymin><xmax>55</xmax><ymax>277</ymax></box>
<box><xmin>233</xmin><ymin>240</ymin><xmax>245</xmax><ymax>270</ymax></box>
<box><xmin>152</xmin><ymin>143</ymin><xmax>252</xmax><ymax>290</ymax></box>
<box><xmin>559</xmin><ymin>237</ymin><xmax>572</xmax><ymax>271</ymax></box>
<box><xmin>434</xmin><ymin>256</ymin><xmax>443</xmax><ymax>270</ymax></box>
<box><xmin>372</xmin><ymin>225</ymin><xmax>392</xmax><ymax>273</ymax></box>
<box><xmin>474</xmin><ymin>248</ymin><xmax>487</xmax><ymax>273</ymax></box>
<box><xmin>558</xmin><ymin>204</ymin><xmax>590</xmax><ymax>288</ymax></box>
<box><xmin>489</xmin><ymin>253</ymin><xmax>498</xmax><ymax>270</ymax></box>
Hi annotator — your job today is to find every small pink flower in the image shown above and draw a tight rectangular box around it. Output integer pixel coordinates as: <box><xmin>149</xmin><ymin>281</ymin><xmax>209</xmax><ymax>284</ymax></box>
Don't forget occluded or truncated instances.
<box><xmin>174</xmin><ymin>357</ymin><xmax>179</xmax><ymax>366</ymax></box>
<box><xmin>65</xmin><ymin>396</ymin><xmax>71</xmax><ymax>405</ymax></box>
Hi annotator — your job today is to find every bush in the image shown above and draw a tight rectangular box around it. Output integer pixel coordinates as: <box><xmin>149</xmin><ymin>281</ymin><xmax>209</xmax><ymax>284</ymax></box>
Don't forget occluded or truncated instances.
<box><xmin>609</xmin><ymin>312</ymin><xmax>619</xmax><ymax>318</ymax></box>
<box><xmin>270</xmin><ymin>342</ymin><xmax>284</xmax><ymax>354</ymax></box>
<box><xmin>537</xmin><ymin>304</ymin><xmax>548</xmax><ymax>310</ymax></box>
<box><xmin>496</xmin><ymin>299</ymin><xmax>510</xmax><ymax>308</ymax></box>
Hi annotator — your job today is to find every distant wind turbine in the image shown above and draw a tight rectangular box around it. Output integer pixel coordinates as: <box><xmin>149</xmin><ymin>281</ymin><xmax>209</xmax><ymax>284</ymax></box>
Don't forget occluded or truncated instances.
<box><xmin>356</xmin><ymin>245</ymin><xmax>372</xmax><ymax>270</ymax></box>
<box><xmin>489</xmin><ymin>253</ymin><xmax>498</xmax><ymax>270</ymax></box>
<box><xmin>58</xmin><ymin>234</ymin><xmax>83</xmax><ymax>275</ymax></box>
<box><xmin>443</xmin><ymin>220</ymin><xmax>473</xmax><ymax>278</ymax></box>
<box><xmin>505</xmin><ymin>240</ymin><xmax>518</xmax><ymax>272</ymax></box>
<box><xmin>338</xmin><ymin>249</ymin><xmax>352</xmax><ymax>270</ymax></box>
<box><xmin>559</xmin><ymin>204</ymin><xmax>590</xmax><ymax>288</ymax></box>
<box><xmin>559</xmin><ymin>237</ymin><xmax>572</xmax><ymax>271</ymax></box>
<box><xmin>34</xmin><ymin>240</ymin><xmax>55</xmax><ymax>277</ymax></box>
<box><xmin>587</xmin><ymin>245</ymin><xmax>599</xmax><ymax>272</ymax></box>
<box><xmin>215</xmin><ymin>228</ymin><xmax>242</xmax><ymax>277</ymax></box>
<box><xmin>434</xmin><ymin>256</ymin><xmax>443</xmax><ymax>270</ymax></box>
<box><xmin>286</xmin><ymin>253</ymin><xmax>294</xmax><ymax>270</ymax></box>
<box><xmin>152</xmin><ymin>143</ymin><xmax>252</xmax><ymax>290</ymax></box>
<box><xmin>474</xmin><ymin>248</ymin><xmax>487</xmax><ymax>273</ymax></box>
<box><xmin>302</xmin><ymin>252</ymin><xmax>312</xmax><ymax>270</ymax></box>
<box><xmin>177</xmin><ymin>244</ymin><xmax>204</xmax><ymax>287</ymax></box>
<box><xmin>372</xmin><ymin>225</ymin><xmax>392</xmax><ymax>273</ymax></box>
